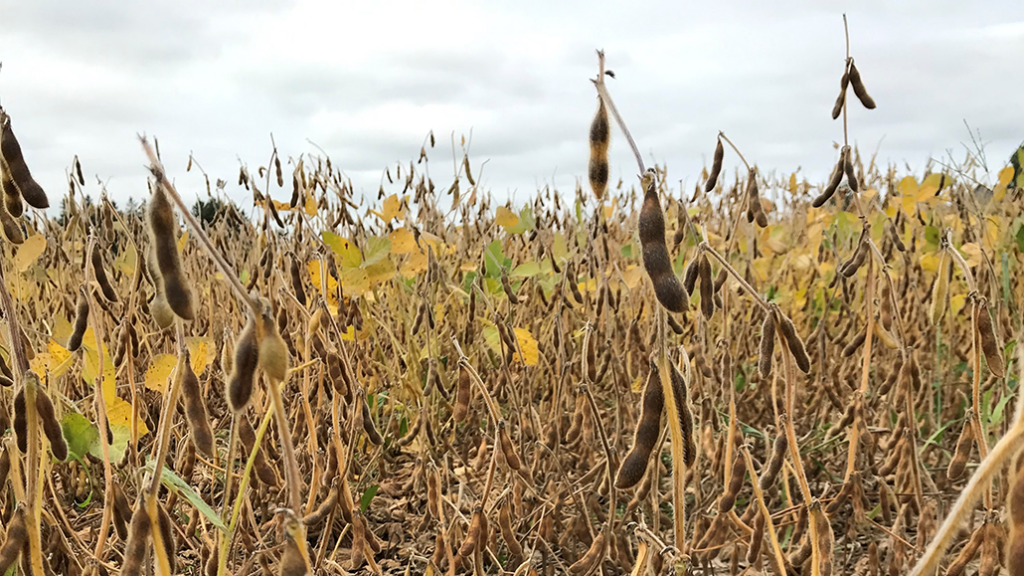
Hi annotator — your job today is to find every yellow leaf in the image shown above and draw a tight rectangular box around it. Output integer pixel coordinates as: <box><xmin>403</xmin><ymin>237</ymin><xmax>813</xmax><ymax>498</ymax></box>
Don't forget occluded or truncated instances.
<box><xmin>379</xmin><ymin>194</ymin><xmax>402</xmax><ymax>222</ymax></box>
<box><xmin>114</xmin><ymin>243</ymin><xmax>138</xmax><ymax>276</ymax></box>
<box><xmin>919</xmin><ymin>252</ymin><xmax>940</xmax><ymax>274</ymax></box>
<box><xmin>950</xmin><ymin>293</ymin><xmax>967</xmax><ymax>317</ymax></box>
<box><xmin>106</xmin><ymin>396</ymin><xmax>149</xmax><ymax>436</ymax></box>
<box><xmin>789</xmin><ymin>173</ymin><xmax>798</xmax><ymax>195</ymax></box>
<box><xmin>365</xmin><ymin>257</ymin><xmax>396</xmax><ymax>285</ymax></box>
<box><xmin>186</xmin><ymin>337</ymin><xmax>214</xmax><ymax>376</ymax></box>
<box><xmin>460</xmin><ymin>260</ymin><xmax>478</xmax><ymax>272</ymax></box>
<box><xmin>29</xmin><ymin>354</ymin><xmax>52</xmax><ymax>380</ymax></box>
<box><xmin>985</xmin><ymin>218</ymin><xmax>1001</xmax><ymax>248</ymax></box>
<box><xmin>83</xmin><ymin>344</ymin><xmax>116</xmax><ymax>405</ymax></box>
<box><xmin>400</xmin><ymin>251</ymin><xmax>428</xmax><ymax>278</ymax></box>
<box><xmin>897</xmin><ymin>176</ymin><xmax>919</xmax><ymax>198</ymax></box>
<box><xmin>919</xmin><ymin>173</ymin><xmax>945</xmax><ymax>198</ymax></box>
<box><xmin>47</xmin><ymin>340</ymin><xmax>71</xmax><ymax>378</ymax></box>
<box><xmin>998</xmin><ymin>166</ymin><xmax>1014</xmax><ymax>187</ymax></box>
<box><xmin>389</xmin><ymin>228</ymin><xmax>416</xmax><ymax>255</ymax></box>
<box><xmin>272</xmin><ymin>200</ymin><xmax>291</xmax><ymax>212</ymax></box>
<box><xmin>602</xmin><ymin>199</ymin><xmax>616</xmax><ymax>220</ymax></box>
<box><xmin>339</xmin><ymin>325</ymin><xmax>356</xmax><ymax>342</ymax></box>
<box><xmin>145</xmin><ymin>354</ymin><xmax>178</xmax><ymax>393</ymax></box>
<box><xmin>630</xmin><ymin>375</ymin><xmax>644</xmax><ymax>393</ymax></box>
<box><xmin>177</xmin><ymin>230</ymin><xmax>189</xmax><ymax>253</ymax></box>
<box><xmin>994</xmin><ymin>183</ymin><xmax>1008</xmax><ymax>203</ymax></box>
<box><xmin>622</xmin><ymin>265</ymin><xmax>643</xmax><ymax>290</ymax></box>
<box><xmin>307</xmin><ymin>262</ymin><xmax>339</xmax><ymax>309</ymax></box>
<box><xmin>341</xmin><ymin>268</ymin><xmax>370</xmax><ymax>297</ymax></box>
<box><xmin>14</xmin><ymin>234</ymin><xmax>46</xmax><ymax>273</ymax></box>
<box><xmin>901</xmin><ymin>194</ymin><xmax>917</xmax><ymax>216</ymax></box>
<box><xmin>511</xmin><ymin>328</ymin><xmax>539</xmax><ymax>366</ymax></box>
<box><xmin>959</xmin><ymin>243</ymin><xmax>982</xmax><ymax>268</ymax></box>
<box><xmin>496</xmin><ymin>206</ymin><xmax>519</xmax><ymax>229</ymax></box>
<box><xmin>305</xmin><ymin>193</ymin><xmax>317</xmax><ymax>216</ymax></box>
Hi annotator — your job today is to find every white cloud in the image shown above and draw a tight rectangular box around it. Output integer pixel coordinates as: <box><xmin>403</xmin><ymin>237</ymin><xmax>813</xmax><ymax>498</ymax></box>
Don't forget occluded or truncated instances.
<box><xmin>1</xmin><ymin>0</ymin><xmax>1020</xmax><ymax>213</ymax></box>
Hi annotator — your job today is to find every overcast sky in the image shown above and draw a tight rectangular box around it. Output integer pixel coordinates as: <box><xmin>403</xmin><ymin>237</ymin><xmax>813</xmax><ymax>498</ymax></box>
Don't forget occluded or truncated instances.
<box><xmin>1</xmin><ymin>0</ymin><xmax>1021</xmax><ymax>213</ymax></box>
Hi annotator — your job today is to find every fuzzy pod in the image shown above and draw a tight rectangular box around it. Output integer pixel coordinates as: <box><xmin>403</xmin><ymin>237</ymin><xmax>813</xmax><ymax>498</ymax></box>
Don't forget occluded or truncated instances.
<box><xmin>843</xmin><ymin>150</ymin><xmax>859</xmax><ymax>193</ymax></box>
<box><xmin>682</xmin><ymin>257</ymin><xmax>700</xmax><ymax>297</ymax></box>
<box><xmin>91</xmin><ymin>244</ymin><xmax>119</xmax><ymax>302</ymax></box>
<box><xmin>813</xmin><ymin>150</ymin><xmax>847</xmax><ymax>208</ymax></box>
<box><xmin>501</xmin><ymin>268</ymin><xmax>519</xmax><ymax>305</ymax></box>
<box><xmin>13</xmin><ymin>389</ymin><xmax>26</xmax><ymax>453</ymax></box>
<box><xmin>811</xmin><ymin>503</ymin><xmax>834</xmax><ymax>576</ymax></box>
<box><xmin>67</xmin><ymin>287</ymin><xmax>90</xmax><ymax>352</ymax></box>
<box><xmin>181</xmin><ymin>354</ymin><xmax>216</xmax><ymax>459</ymax></box>
<box><xmin>290</xmin><ymin>258</ymin><xmax>307</xmax><ymax>306</ymax></box>
<box><xmin>238</xmin><ymin>414</ymin><xmax>278</xmax><ymax>486</ymax></box>
<box><xmin>698</xmin><ymin>254</ymin><xmax>714</xmax><ymax>319</ymax></box>
<box><xmin>887</xmin><ymin>221</ymin><xmax>906</xmax><ymax>252</ymax></box>
<box><xmin>758</xmin><ymin>312</ymin><xmax>776</xmax><ymax>378</ymax></box>
<box><xmin>568</xmin><ymin>527</ymin><xmax>606</xmax><ymax>575</ymax></box>
<box><xmin>616</xmin><ymin>364</ymin><xmax>664</xmax><ymax>489</ymax></box>
<box><xmin>841</xmin><ymin>327</ymin><xmax>867</xmax><ymax>357</ymax></box>
<box><xmin>34</xmin><ymin>389</ymin><xmax>67</xmax><ymax>461</ymax></box>
<box><xmin>776</xmin><ymin>308</ymin><xmax>811</xmax><ymax>373</ymax></box>
<box><xmin>705</xmin><ymin>138</ymin><xmax>724</xmax><ymax>193</ymax></box>
<box><xmin>848</xmin><ymin>61</ymin><xmax>876</xmax><ymax>109</ymax></box>
<box><xmin>0</xmin><ymin>164</ymin><xmax>23</xmax><ymax>218</ymax></box>
<box><xmin>759</xmin><ymin>425</ymin><xmax>787</xmax><ymax>491</ymax></box>
<box><xmin>588</xmin><ymin>98</ymin><xmax>610</xmax><ymax>200</ymax></box>
<box><xmin>280</xmin><ymin>532</ymin><xmax>309</xmax><ymax>576</ymax></box>
<box><xmin>157</xmin><ymin>503</ymin><xmax>177</xmax><ymax>574</ymax></box>
<box><xmin>718</xmin><ymin>454</ymin><xmax>746</xmax><ymax>513</ymax></box>
<box><xmin>121</xmin><ymin>503</ymin><xmax>152</xmax><ymax>576</ymax></box>
<box><xmin>458</xmin><ymin>506</ymin><xmax>484</xmax><ymax>558</ymax></box>
<box><xmin>0</xmin><ymin>508</ymin><xmax>27</xmax><ymax>574</ymax></box>
<box><xmin>0</xmin><ymin>116</ymin><xmax>49</xmax><ymax>209</ymax></box>
<box><xmin>746</xmin><ymin>511</ymin><xmax>765</xmax><ymax>565</ymax></box>
<box><xmin>453</xmin><ymin>362</ymin><xmax>472</xmax><ymax>423</ymax></box>
<box><xmin>259</xmin><ymin>309</ymin><xmax>290</xmax><ymax>382</ymax></box>
<box><xmin>946</xmin><ymin>412</ymin><xmax>975</xmax><ymax>481</ymax></box>
<box><xmin>0</xmin><ymin>202</ymin><xmax>22</xmax><ymax>244</ymax></box>
<box><xmin>147</xmin><ymin>184</ymin><xmax>194</xmax><ymax>321</ymax></box>
<box><xmin>830</xmin><ymin>69</ymin><xmax>849</xmax><ymax>120</ymax></box>
<box><xmin>111</xmin><ymin>481</ymin><xmax>133</xmax><ymax>541</ymax></box>
<box><xmin>227</xmin><ymin>317</ymin><xmax>259</xmax><ymax>413</ymax></box>
<box><xmin>638</xmin><ymin>170</ymin><xmax>688</xmax><ymax>313</ymax></box>
<box><xmin>946</xmin><ymin>523</ymin><xmax>986</xmax><ymax>576</ymax></box>
<box><xmin>0</xmin><ymin>450</ymin><xmax>9</xmax><ymax>491</ymax></box>
<box><xmin>498</xmin><ymin>502</ymin><xmax>522</xmax><ymax>557</ymax></box>
<box><xmin>974</xmin><ymin>299</ymin><xmax>1005</xmax><ymax>378</ymax></box>
<box><xmin>669</xmin><ymin>361</ymin><xmax>697</xmax><ymax>467</ymax></box>
<box><xmin>360</xmin><ymin>393</ymin><xmax>383</xmax><ymax>445</ymax></box>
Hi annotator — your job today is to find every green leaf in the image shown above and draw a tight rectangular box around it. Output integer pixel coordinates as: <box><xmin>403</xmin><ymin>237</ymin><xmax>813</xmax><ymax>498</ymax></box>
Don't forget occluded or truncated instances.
<box><xmin>399</xmin><ymin>416</ymin><xmax>409</xmax><ymax>438</ymax></box>
<box><xmin>925</xmin><ymin>226</ymin><xmax>941</xmax><ymax>248</ymax></box>
<box><xmin>362</xmin><ymin>236</ymin><xmax>392</xmax><ymax>268</ymax></box>
<box><xmin>512</xmin><ymin>261</ymin><xmax>541</xmax><ymax>278</ymax></box>
<box><xmin>142</xmin><ymin>460</ymin><xmax>227</xmax><ymax>531</ymax></box>
<box><xmin>620</xmin><ymin>243</ymin><xmax>633</xmax><ymax>259</ymax></box>
<box><xmin>88</xmin><ymin>424</ymin><xmax>130</xmax><ymax>464</ymax></box>
<box><xmin>485</xmin><ymin>240</ymin><xmax>506</xmax><ymax>278</ymax></box>
<box><xmin>360</xmin><ymin>484</ymin><xmax>379</xmax><ymax>513</ymax></box>
<box><xmin>61</xmin><ymin>413</ymin><xmax>98</xmax><ymax>462</ymax></box>
<box><xmin>462</xmin><ymin>271</ymin><xmax>478</xmax><ymax>295</ymax></box>
<box><xmin>239</xmin><ymin>269</ymin><xmax>250</xmax><ymax>286</ymax></box>
<box><xmin>990</xmin><ymin>394</ymin><xmax>1012</xmax><ymax>427</ymax></box>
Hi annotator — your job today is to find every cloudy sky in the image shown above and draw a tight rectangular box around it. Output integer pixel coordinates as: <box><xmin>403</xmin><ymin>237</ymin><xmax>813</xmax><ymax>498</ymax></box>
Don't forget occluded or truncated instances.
<box><xmin>1</xmin><ymin>0</ymin><xmax>1021</xmax><ymax>213</ymax></box>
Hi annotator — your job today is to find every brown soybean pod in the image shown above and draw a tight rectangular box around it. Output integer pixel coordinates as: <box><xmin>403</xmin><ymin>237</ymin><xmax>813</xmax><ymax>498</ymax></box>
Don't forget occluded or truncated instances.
<box><xmin>501</xmin><ymin>268</ymin><xmax>519</xmax><ymax>305</ymax></box>
<box><xmin>157</xmin><ymin>503</ymin><xmax>177</xmax><ymax>574</ymax></box>
<box><xmin>975</xmin><ymin>299</ymin><xmax>1005</xmax><ymax>378</ymax></box>
<box><xmin>227</xmin><ymin>317</ymin><xmax>259</xmax><ymax>413</ymax></box>
<box><xmin>111</xmin><ymin>480</ymin><xmax>133</xmax><ymax>541</ymax></box>
<box><xmin>615</xmin><ymin>364</ymin><xmax>663</xmax><ymax>489</ymax></box>
<box><xmin>568</xmin><ymin>527</ymin><xmax>606</xmax><ymax>575</ymax></box>
<box><xmin>67</xmin><ymin>287</ymin><xmax>90</xmax><ymax>352</ymax></box>
<box><xmin>0</xmin><ymin>508</ymin><xmax>27</xmax><ymax>574</ymax></box>
<box><xmin>947</xmin><ymin>412</ymin><xmax>975</xmax><ymax>481</ymax></box>
<box><xmin>588</xmin><ymin>98</ymin><xmax>609</xmax><ymax>200</ymax></box>
<box><xmin>946</xmin><ymin>523</ymin><xmax>985</xmax><ymax>576</ymax></box>
<box><xmin>91</xmin><ymin>244</ymin><xmax>119</xmax><ymax>302</ymax></box>
<box><xmin>0</xmin><ymin>449</ymin><xmax>9</xmax><ymax>492</ymax></box>
<box><xmin>290</xmin><ymin>258</ymin><xmax>307</xmax><ymax>306</ymax></box>
<box><xmin>758</xmin><ymin>312</ymin><xmax>776</xmax><ymax>378</ymax></box>
<box><xmin>718</xmin><ymin>454</ymin><xmax>745</xmax><ymax>513</ymax></box>
<box><xmin>777</xmin><ymin>309</ymin><xmax>811</xmax><ymax>373</ymax></box>
<box><xmin>280</xmin><ymin>534</ymin><xmax>309</xmax><ymax>576</ymax></box>
<box><xmin>638</xmin><ymin>169</ymin><xmax>688</xmax><ymax>313</ymax></box>
<box><xmin>498</xmin><ymin>502</ymin><xmax>522</xmax><ymax>556</ymax></box>
<box><xmin>181</xmin><ymin>353</ymin><xmax>215</xmax><ymax>458</ymax></box>
<box><xmin>258</xmin><ymin>308</ymin><xmax>290</xmax><ymax>382</ymax></box>
<box><xmin>121</xmin><ymin>503</ymin><xmax>152</xmax><ymax>576</ymax></box>
<box><xmin>458</xmin><ymin>507</ymin><xmax>483</xmax><ymax>557</ymax></box>
<box><xmin>35</xmin><ymin>389</ymin><xmax>67</xmax><ymax>461</ymax></box>
<box><xmin>360</xmin><ymin>393</ymin><xmax>383</xmax><ymax>445</ymax></box>
<box><xmin>13</xmin><ymin>389</ymin><xmax>26</xmax><ymax>453</ymax></box>
<box><xmin>706</xmin><ymin>138</ymin><xmax>725</xmax><ymax>193</ymax></box>
<box><xmin>746</xmin><ymin>511</ymin><xmax>765</xmax><ymax>564</ymax></box>
<box><xmin>843</xmin><ymin>149</ymin><xmax>859</xmax><ymax>193</ymax></box>
<box><xmin>498</xmin><ymin>420</ymin><xmax>522</xmax><ymax>471</ymax></box>
<box><xmin>0</xmin><ymin>116</ymin><xmax>49</xmax><ymax>209</ymax></box>
<box><xmin>831</xmin><ymin>69</ymin><xmax>849</xmax><ymax>120</ymax></box>
<box><xmin>683</xmin><ymin>257</ymin><xmax>699</xmax><ymax>297</ymax></box>
<box><xmin>698</xmin><ymin>254</ymin><xmax>714</xmax><ymax>319</ymax></box>
<box><xmin>848</xmin><ymin>61</ymin><xmax>876</xmax><ymax>109</ymax></box>
<box><xmin>1008</xmin><ymin>453</ymin><xmax>1024</xmax><ymax>575</ymax></box>
<box><xmin>813</xmin><ymin>151</ymin><xmax>847</xmax><ymax>208</ymax></box>
<box><xmin>842</xmin><ymin>328</ymin><xmax>867</xmax><ymax>357</ymax></box>
<box><xmin>759</xmin><ymin>424</ymin><xmax>787</xmax><ymax>490</ymax></box>
<box><xmin>0</xmin><ymin>164</ymin><xmax>23</xmax><ymax>218</ymax></box>
<box><xmin>238</xmin><ymin>414</ymin><xmax>278</xmax><ymax>486</ymax></box>
<box><xmin>453</xmin><ymin>361</ymin><xmax>472</xmax><ymax>423</ymax></box>
<box><xmin>811</xmin><ymin>502</ymin><xmax>834</xmax><ymax>576</ymax></box>
<box><xmin>147</xmin><ymin>184</ymin><xmax>194</xmax><ymax>321</ymax></box>
<box><xmin>670</xmin><ymin>361</ymin><xmax>697</xmax><ymax>467</ymax></box>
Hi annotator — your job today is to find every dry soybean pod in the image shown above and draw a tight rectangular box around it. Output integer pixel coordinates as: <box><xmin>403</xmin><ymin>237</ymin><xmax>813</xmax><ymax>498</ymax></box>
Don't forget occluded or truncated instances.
<box><xmin>157</xmin><ymin>503</ymin><xmax>176</xmax><ymax>574</ymax></box>
<box><xmin>121</xmin><ymin>502</ymin><xmax>152</xmax><ymax>576</ymax></box>
<box><xmin>810</xmin><ymin>501</ymin><xmax>834</xmax><ymax>576</ymax></box>
<box><xmin>947</xmin><ymin>411</ymin><xmax>975</xmax><ymax>481</ymax></box>
<box><xmin>453</xmin><ymin>360</ymin><xmax>472</xmax><ymax>423</ymax></box>
<box><xmin>91</xmin><ymin>244</ymin><xmax>119</xmax><ymax>302</ymax></box>
<box><xmin>682</xmin><ymin>257</ymin><xmax>699</xmax><ymax>297</ymax></box>
<box><xmin>669</xmin><ymin>359</ymin><xmax>697</xmax><ymax>467</ymax></box>
<box><xmin>258</xmin><ymin>304</ymin><xmax>290</xmax><ymax>382</ymax></box>
<box><xmin>67</xmin><ymin>287</ymin><xmax>90</xmax><ymax>352</ymax></box>
<box><xmin>227</xmin><ymin>315</ymin><xmax>259</xmax><ymax>413</ymax></box>
<box><xmin>498</xmin><ymin>419</ymin><xmax>522</xmax><ymax>471</ymax></box>
<box><xmin>758</xmin><ymin>312</ymin><xmax>776</xmax><ymax>378</ymax></box>
<box><xmin>1007</xmin><ymin>452</ymin><xmax>1024</xmax><ymax>575</ymax></box>
<box><xmin>0</xmin><ymin>508</ymin><xmax>27</xmax><ymax>574</ymax></box>
<box><xmin>0</xmin><ymin>114</ymin><xmax>49</xmax><ymax>209</ymax></box>
<box><xmin>359</xmin><ymin>392</ymin><xmax>384</xmax><ymax>446</ymax></box>
<box><xmin>181</xmin><ymin>351</ymin><xmax>216</xmax><ymax>458</ymax></box>
<box><xmin>34</xmin><ymin>388</ymin><xmax>67</xmax><ymax>461</ymax></box>
<box><xmin>568</xmin><ymin>526</ymin><xmax>606</xmax><ymax>576</ymax></box>
<box><xmin>147</xmin><ymin>183</ymin><xmax>194</xmax><ymax>321</ymax></box>
<box><xmin>498</xmin><ymin>500</ymin><xmax>522</xmax><ymax>556</ymax></box>
<box><xmin>775</xmin><ymin>306</ymin><xmax>811</xmax><ymax>373</ymax></box>
<box><xmin>830</xmin><ymin>67</ymin><xmax>850</xmax><ymax>120</ymax></box>
<box><xmin>706</xmin><ymin>137</ymin><xmax>724</xmax><ymax>192</ymax></box>
<box><xmin>588</xmin><ymin>97</ymin><xmax>609</xmax><ymax>200</ymax></box>
<box><xmin>698</xmin><ymin>254</ymin><xmax>714</xmax><ymax>320</ymax></box>
<box><xmin>239</xmin><ymin>413</ymin><xmax>278</xmax><ymax>486</ymax></box>
<box><xmin>501</xmin><ymin>268</ymin><xmax>519</xmax><ymax>305</ymax></box>
<box><xmin>929</xmin><ymin>249</ymin><xmax>951</xmax><ymax>325</ymax></box>
<box><xmin>813</xmin><ymin>149</ymin><xmax>847</xmax><ymax>208</ymax></box>
<box><xmin>843</xmin><ymin>147</ymin><xmax>859</xmax><ymax>193</ymax></box>
<box><xmin>974</xmin><ymin>297</ymin><xmax>1005</xmax><ymax>378</ymax></box>
<box><xmin>13</xmin><ymin>388</ymin><xmax>26</xmax><ymax>453</ymax></box>
<box><xmin>290</xmin><ymin>258</ymin><xmax>307</xmax><ymax>306</ymax></box>
<box><xmin>718</xmin><ymin>453</ymin><xmax>745</xmax><ymax>513</ymax></box>
<box><xmin>759</xmin><ymin>420</ymin><xmax>788</xmax><ymax>490</ymax></box>
<box><xmin>0</xmin><ymin>163</ymin><xmax>23</xmax><ymax>218</ymax></box>
<box><xmin>615</xmin><ymin>363</ymin><xmax>663</xmax><ymax>490</ymax></box>
<box><xmin>946</xmin><ymin>522</ymin><xmax>986</xmax><ymax>576</ymax></box>
<box><xmin>848</xmin><ymin>60</ymin><xmax>876</xmax><ymax>109</ymax></box>
<box><xmin>0</xmin><ymin>201</ymin><xmax>22</xmax><ymax>244</ymax></box>
<box><xmin>638</xmin><ymin>169</ymin><xmax>687</xmax><ymax>313</ymax></box>
<box><xmin>111</xmin><ymin>480</ymin><xmax>133</xmax><ymax>541</ymax></box>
